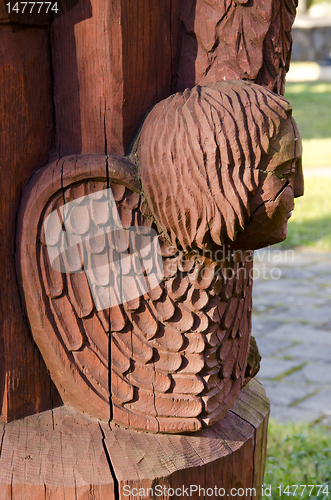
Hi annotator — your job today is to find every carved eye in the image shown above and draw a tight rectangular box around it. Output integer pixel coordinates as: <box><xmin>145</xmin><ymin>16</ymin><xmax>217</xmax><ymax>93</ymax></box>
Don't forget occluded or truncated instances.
<box><xmin>274</xmin><ymin>159</ymin><xmax>296</xmax><ymax>182</ymax></box>
<box><xmin>278</xmin><ymin>173</ymin><xmax>293</xmax><ymax>182</ymax></box>
<box><xmin>235</xmin><ymin>0</ymin><xmax>249</xmax><ymax>4</ymax></box>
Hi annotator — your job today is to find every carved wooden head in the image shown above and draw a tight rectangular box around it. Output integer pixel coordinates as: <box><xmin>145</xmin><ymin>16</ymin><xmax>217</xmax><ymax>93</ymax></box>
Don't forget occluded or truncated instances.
<box><xmin>135</xmin><ymin>79</ymin><xmax>303</xmax><ymax>253</ymax></box>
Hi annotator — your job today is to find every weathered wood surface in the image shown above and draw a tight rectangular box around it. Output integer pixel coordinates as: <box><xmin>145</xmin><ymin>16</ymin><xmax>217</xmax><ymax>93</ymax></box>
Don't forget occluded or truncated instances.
<box><xmin>0</xmin><ymin>405</ymin><xmax>115</xmax><ymax>500</ymax></box>
<box><xmin>0</xmin><ymin>24</ymin><xmax>60</xmax><ymax>423</ymax></box>
<box><xmin>17</xmin><ymin>154</ymin><xmax>255</xmax><ymax>432</ymax></box>
<box><xmin>2</xmin><ymin>1</ymin><xmax>299</xmax><ymax>425</ymax></box>
<box><xmin>0</xmin><ymin>379</ymin><xmax>269</xmax><ymax>500</ymax></box>
<box><xmin>177</xmin><ymin>0</ymin><xmax>298</xmax><ymax>95</ymax></box>
<box><xmin>49</xmin><ymin>0</ymin><xmax>298</xmax><ymax>157</ymax></box>
<box><xmin>18</xmin><ymin>80</ymin><xmax>304</xmax><ymax>432</ymax></box>
<box><xmin>50</xmin><ymin>0</ymin><xmax>181</xmax><ymax>156</ymax></box>
<box><xmin>137</xmin><ymin>79</ymin><xmax>304</xmax><ymax>253</ymax></box>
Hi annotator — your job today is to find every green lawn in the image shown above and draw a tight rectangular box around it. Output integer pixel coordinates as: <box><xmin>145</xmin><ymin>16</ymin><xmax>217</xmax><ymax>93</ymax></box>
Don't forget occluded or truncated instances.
<box><xmin>276</xmin><ymin>80</ymin><xmax>331</xmax><ymax>251</ymax></box>
<box><xmin>277</xmin><ymin>175</ymin><xmax>331</xmax><ymax>251</ymax></box>
<box><xmin>264</xmin><ymin>420</ymin><xmax>331</xmax><ymax>500</ymax></box>
<box><xmin>285</xmin><ymin>82</ymin><xmax>331</xmax><ymax>168</ymax></box>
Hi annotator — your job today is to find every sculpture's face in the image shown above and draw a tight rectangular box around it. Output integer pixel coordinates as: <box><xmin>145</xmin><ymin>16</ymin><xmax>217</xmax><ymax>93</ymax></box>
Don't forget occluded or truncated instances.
<box><xmin>233</xmin><ymin>117</ymin><xmax>304</xmax><ymax>250</ymax></box>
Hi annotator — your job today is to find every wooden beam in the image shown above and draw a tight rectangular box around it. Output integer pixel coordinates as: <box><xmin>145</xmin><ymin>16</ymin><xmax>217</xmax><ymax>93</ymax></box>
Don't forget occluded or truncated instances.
<box><xmin>0</xmin><ymin>24</ymin><xmax>60</xmax><ymax>423</ymax></box>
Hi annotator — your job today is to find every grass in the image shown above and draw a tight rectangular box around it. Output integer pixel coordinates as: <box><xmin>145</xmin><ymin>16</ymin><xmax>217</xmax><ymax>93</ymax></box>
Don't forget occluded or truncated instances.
<box><xmin>277</xmin><ymin>176</ymin><xmax>331</xmax><ymax>251</ymax></box>
<box><xmin>264</xmin><ymin>420</ymin><xmax>331</xmax><ymax>499</ymax></box>
<box><xmin>272</xmin><ymin>79</ymin><xmax>331</xmax><ymax>251</ymax></box>
<box><xmin>311</xmin><ymin>0</ymin><xmax>331</xmax><ymax>4</ymax></box>
<box><xmin>285</xmin><ymin>82</ymin><xmax>331</xmax><ymax>168</ymax></box>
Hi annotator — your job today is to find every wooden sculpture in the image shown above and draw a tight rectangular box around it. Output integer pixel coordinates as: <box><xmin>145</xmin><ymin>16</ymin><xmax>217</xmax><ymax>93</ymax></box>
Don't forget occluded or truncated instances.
<box><xmin>1</xmin><ymin>0</ymin><xmax>299</xmax><ymax>427</ymax></box>
<box><xmin>1</xmin><ymin>0</ymin><xmax>302</xmax><ymax>497</ymax></box>
<box><xmin>17</xmin><ymin>80</ymin><xmax>303</xmax><ymax>434</ymax></box>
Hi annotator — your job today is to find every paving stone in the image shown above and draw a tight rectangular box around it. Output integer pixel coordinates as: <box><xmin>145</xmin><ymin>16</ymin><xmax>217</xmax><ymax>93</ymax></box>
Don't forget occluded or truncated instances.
<box><xmin>252</xmin><ymin>249</ymin><xmax>331</xmax><ymax>423</ymax></box>
<box><xmin>315</xmin><ymin>275</ymin><xmax>331</xmax><ymax>286</ymax></box>
<box><xmin>264</xmin><ymin>324</ymin><xmax>331</xmax><ymax>344</ymax></box>
<box><xmin>254</xmin><ymin>294</ymin><xmax>327</xmax><ymax>310</ymax></box>
<box><xmin>257</xmin><ymin>357</ymin><xmax>302</xmax><ymax>380</ymax></box>
<box><xmin>268</xmin><ymin>305</ymin><xmax>331</xmax><ymax>325</ymax></box>
<box><xmin>305</xmin><ymin>261</ymin><xmax>331</xmax><ymax>274</ymax></box>
<box><xmin>261</xmin><ymin>381</ymin><xmax>315</xmax><ymax>406</ymax></box>
<box><xmin>290</xmin><ymin>295</ymin><xmax>329</xmax><ymax>307</ymax></box>
<box><xmin>251</xmin><ymin>319</ymin><xmax>283</xmax><ymax>339</ymax></box>
<box><xmin>313</xmin><ymin>288</ymin><xmax>331</xmax><ymax>299</ymax></box>
<box><xmin>273</xmin><ymin>268</ymin><xmax>316</xmax><ymax>280</ymax></box>
<box><xmin>296</xmin><ymin>390</ymin><xmax>331</xmax><ymax>413</ymax></box>
<box><xmin>316</xmin><ymin>321</ymin><xmax>331</xmax><ymax>332</ymax></box>
<box><xmin>281</xmin><ymin>369</ymin><xmax>309</xmax><ymax>385</ymax></box>
<box><xmin>252</xmin><ymin>279</ymin><xmax>315</xmax><ymax>296</ymax></box>
<box><xmin>269</xmin><ymin>405</ymin><xmax>324</xmax><ymax>424</ymax></box>
<box><xmin>255</xmin><ymin>338</ymin><xmax>295</xmax><ymax>357</ymax></box>
<box><xmin>254</xmin><ymin>249</ymin><xmax>322</xmax><ymax>266</ymax></box>
<box><xmin>253</xmin><ymin>294</ymin><xmax>285</xmax><ymax>305</ymax></box>
<box><xmin>285</xmin><ymin>343</ymin><xmax>331</xmax><ymax>363</ymax></box>
<box><xmin>279</xmin><ymin>366</ymin><xmax>327</xmax><ymax>389</ymax></box>
<box><xmin>302</xmin><ymin>363</ymin><xmax>331</xmax><ymax>384</ymax></box>
<box><xmin>253</xmin><ymin>293</ymin><xmax>291</xmax><ymax>307</ymax></box>
<box><xmin>265</xmin><ymin>305</ymin><xmax>300</xmax><ymax>317</ymax></box>
<box><xmin>253</xmin><ymin>303</ymin><xmax>274</xmax><ymax>313</ymax></box>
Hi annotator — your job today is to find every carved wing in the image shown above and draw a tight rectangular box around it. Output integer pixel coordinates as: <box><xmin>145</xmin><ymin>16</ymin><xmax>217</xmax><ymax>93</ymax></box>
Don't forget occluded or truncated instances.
<box><xmin>17</xmin><ymin>154</ymin><xmax>253</xmax><ymax>433</ymax></box>
<box><xmin>17</xmin><ymin>155</ymin><xmax>139</xmax><ymax>420</ymax></box>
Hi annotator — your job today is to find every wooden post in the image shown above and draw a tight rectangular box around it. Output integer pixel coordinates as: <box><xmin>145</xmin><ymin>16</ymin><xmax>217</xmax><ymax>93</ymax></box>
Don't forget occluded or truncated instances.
<box><xmin>0</xmin><ymin>379</ymin><xmax>269</xmax><ymax>500</ymax></box>
<box><xmin>0</xmin><ymin>16</ymin><xmax>60</xmax><ymax>423</ymax></box>
<box><xmin>50</xmin><ymin>0</ymin><xmax>182</xmax><ymax>156</ymax></box>
<box><xmin>1</xmin><ymin>1</ymin><xmax>299</xmax><ymax>498</ymax></box>
<box><xmin>1</xmin><ymin>0</ymin><xmax>297</xmax><ymax>423</ymax></box>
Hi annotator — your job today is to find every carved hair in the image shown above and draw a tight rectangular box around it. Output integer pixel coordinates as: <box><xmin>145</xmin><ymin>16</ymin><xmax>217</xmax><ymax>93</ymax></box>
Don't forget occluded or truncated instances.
<box><xmin>135</xmin><ymin>79</ymin><xmax>295</xmax><ymax>251</ymax></box>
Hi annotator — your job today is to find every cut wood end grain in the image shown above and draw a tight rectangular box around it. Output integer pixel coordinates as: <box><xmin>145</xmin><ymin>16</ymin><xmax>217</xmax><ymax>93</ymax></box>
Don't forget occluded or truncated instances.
<box><xmin>0</xmin><ymin>379</ymin><xmax>269</xmax><ymax>500</ymax></box>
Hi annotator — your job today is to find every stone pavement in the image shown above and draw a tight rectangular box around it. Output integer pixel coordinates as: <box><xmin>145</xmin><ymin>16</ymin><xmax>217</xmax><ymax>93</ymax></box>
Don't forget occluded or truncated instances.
<box><xmin>252</xmin><ymin>248</ymin><xmax>331</xmax><ymax>425</ymax></box>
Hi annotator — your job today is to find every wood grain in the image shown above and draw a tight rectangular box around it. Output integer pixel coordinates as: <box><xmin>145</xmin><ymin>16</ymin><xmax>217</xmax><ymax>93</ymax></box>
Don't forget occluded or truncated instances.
<box><xmin>177</xmin><ymin>0</ymin><xmax>298</xmax><ymax>95</ymax></box>
<box><xmin>50</xmin><ymin>0</ymin><xmax>181</xmax><ymax>157</ymax></box>
<box><xmin>0</xmin><ymin>380</ymin><xmax>268</xmax><ymax>499</ymax></box>
<box><xmin>0</xmin><ymin>406</ymin><xmax>115</xmax><ymax>500</ymax></box>
<box><xmin>5</xmin><ymin>0</ymin><xmax>299</xmax><ymax>427</ymax></box>
<box><xmin>0</xmin><ymin>24</ymin><xmax>60</xmax><ymax>423</ymax></box>
<box><xmin>17</xmin><ymin>154</ymin><xmax>255</xmax><ymax>432</ymax></box>
<box><xmin>136</xmin><ymin>79</ymin><xmax>303</xmax><ymax>254</ymax></box>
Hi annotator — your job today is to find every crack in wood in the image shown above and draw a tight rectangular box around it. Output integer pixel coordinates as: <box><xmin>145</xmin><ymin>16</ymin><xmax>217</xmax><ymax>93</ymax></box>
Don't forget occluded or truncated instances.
<box><xmin>99</xmin><ymin>422</ymin><xmax>119</xmax><ymax>500</ymax></box>
<box><xmin>0</xmin><ymin>422</ymin><xmax>5</xmax><ymax>458</ymax></box>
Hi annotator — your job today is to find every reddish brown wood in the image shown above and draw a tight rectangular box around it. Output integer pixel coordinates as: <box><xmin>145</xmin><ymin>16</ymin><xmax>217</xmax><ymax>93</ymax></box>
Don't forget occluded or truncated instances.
<box><xmin>0</xmin><ymin>24</ymin><xmax>60</xmax><ymax>423</ymax></box>
<box><xmin>17</xmin><ymin>154</ymin><xmax>255</xmax><ymax>432</ymax></box>
<box><xmin>17</xmin><ymin>78</ymin><xmax>303</xmax><ymax>432</ymax></box>
<box><xmin>0</xmin><ymin>379</ymin><xmax>270</xmax><ymax>500</ymax></box>
<box><xmin>177</xmin><ymin>0</ymin><xmax>298</xmax><ymax>95</ymax></box>
<box><xmin>50</xmin><ymin>0</ymin><xmax>181</xmax><ymax>157</ymax></box>
<box><xmin>136</xmin><ymin>79</ymin><xmax>304</xmax><ymax>254</ymax></box>
<box><xmin>1</xmin><ymin>1</ymin><xmax>302</xmax><ymax>496</ymax></box>
<box><xmin>4</xmin><ymin>0</ymin><xmax>300</xmax><ymax>438</ymax></box>
<box><xmin>0</xmin><ymin>406</ymin><xmax>115</xmax><ymax>499</ymax></box>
